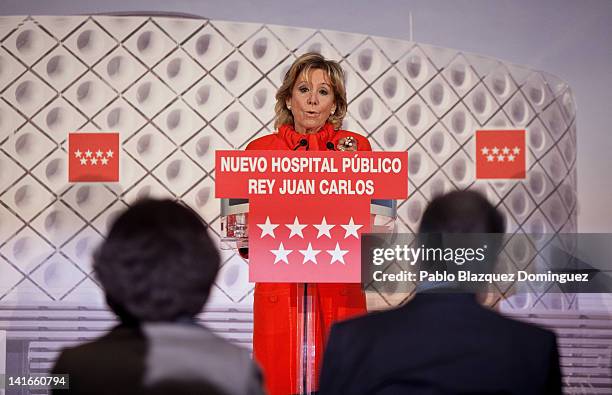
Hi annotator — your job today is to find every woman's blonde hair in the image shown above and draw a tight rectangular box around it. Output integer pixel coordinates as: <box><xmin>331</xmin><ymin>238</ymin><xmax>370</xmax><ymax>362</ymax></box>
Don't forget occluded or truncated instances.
<box><xmin>274</xmin><ymin>52</ymin><xmax>347</xmax><ymax>130</ymax></box>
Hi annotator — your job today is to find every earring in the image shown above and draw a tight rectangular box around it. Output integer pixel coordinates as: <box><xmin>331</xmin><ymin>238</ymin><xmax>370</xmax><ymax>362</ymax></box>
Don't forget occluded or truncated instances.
<box><xmin>331</xmin><ymin>108</ymin><xmax>336</xmax><ymax>115</ymax></box>
<box><xmin>287</xmin><ymin>105</ymin><xmax>292</xmax><ymax>110</ymax></box>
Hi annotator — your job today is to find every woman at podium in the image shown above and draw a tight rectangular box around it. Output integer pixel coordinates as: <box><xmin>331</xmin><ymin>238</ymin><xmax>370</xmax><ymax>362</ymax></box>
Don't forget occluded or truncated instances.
<box><xmin>246</xmin><ymin>52</ymin><xmax>371</xmax><ymax>395</ymax></box>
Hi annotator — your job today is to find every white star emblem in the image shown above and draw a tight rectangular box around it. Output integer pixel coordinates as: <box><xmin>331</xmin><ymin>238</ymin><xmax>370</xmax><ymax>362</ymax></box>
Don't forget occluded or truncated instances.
<box><xmin>502</xmin><ymin>147</ymin><xmax>510</xmax><ymax>155</ymax></box>
<box><xmin>74</xmin><ymin>149</ymin><xmax>82</xmax><ymax>158</ymax></box>
<box><xmin>341</xmin><ymin>217</ymin><xmax>363</xmax><ymax>239</ymax></box>
<box><xmin>327</xmin><ymin>243</ymin><xmax>349</xmax><ymax>265</ymax></box>
<box><xmin>85</xmin><ymin>150</ymin><xmax>92</xmax><ymax>158</ymax></box>
<box><xmin>80</xmin><ymin>158</ymin><xmax>87</xmax><ymax>165</ymax></box>
<box><xmin>480</xmin><ymin>147</ymin><xmax>489</xmax><ymax>155</ymax></box>
<box><xmin>96</xmin><ymin>150</ymin><xmax>103</xmax><ymax>158</ymax></box>
<box><xmin>286</xmin><ymin>217</ymin><xmax>307</xmax><ymax>239</ymax></box>
<box><xmin>313</xmin><ymin>217</ymin><xmax>334</xmax><ymax>239</ymax></box>
<box><xmin>491</xmin><ymin>146</ymin><xmax>499</xmax><ymax>155</ymax></box>
<box><xmin>497</xmin><ymin>155</ymin><xmax>505</xmax><ymax>162</ymax></box>
<box><xmin>106</xmin><ymin>149</ymin><xmax>114</xmax><ymax>158</ymax></box>
<box><xmin>90</xmin><ymin>157</ymin><xmax>98</xmax><ymax>165</ymax></box>
<box><xmin>507</xmin><ymin>154</ymin><xmax>515</xmax><ymax>162</ymax></box>
<box><xmin>271</xmin><ymin>242</ymin><xmax>292</xmax><ymax>264</ymax></box>
<box><xmin>257</xmin><ymin>216</ymin><xmax>278</xmax><ymax>239</ymax></box>
<box><xmin>512</xmin><ymin>146</ymin><xmax>520</xmax><ymax>155</ymax></box>
<box><xmin>101</xmin><ymin>157</ymin><xmax>109</xmax><ymax>165</ymax></box>
<box><xmin>300</xmin><ymin>242</ymin><xmax>320</xmax><ymax>264</ymax></box>
<box><xmin>486</xmin><ymin>155</ymin><xmax>494</xmax><ymax>162</ymax></box>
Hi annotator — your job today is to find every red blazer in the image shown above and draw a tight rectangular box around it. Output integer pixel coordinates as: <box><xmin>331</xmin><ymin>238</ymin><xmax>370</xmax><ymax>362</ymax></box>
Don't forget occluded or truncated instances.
<box><xmin>246</xmin><ymin>123</ymin><xmax>370</xmax><ymax>395</ymax></box>
<box><xmin>246</xmin><ymin>123</ymin><xmax>372</xmax><ymax>152</ymax></box>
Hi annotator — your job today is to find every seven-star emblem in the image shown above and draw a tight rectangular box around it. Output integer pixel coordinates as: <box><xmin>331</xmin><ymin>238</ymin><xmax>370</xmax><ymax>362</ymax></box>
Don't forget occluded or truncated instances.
<box><xmin>263</xmin><ymin>217</ymin><xmax>362</xmax><ymax>265</ymax></box>
<box><xmin>481</xmin><ymin>144</ymin><xmax>520</xmax><ymax>164</ymax></box>
<box><xmin>475</xmin><ymin>129</ymin><xmax>525</xmax><ymax>180</ymax></box>
<box><xmin>76</xmin><ymin>149</ymin><xmax>116</xmax><ymax>165</ymax></box>
<box><xmin>75</xmin><ymin>147</ymin><xmax>115</xmax><ymax>166</ymax></box>
<box><xmin>69</xmin><ymin>132</ymin><xmax>119</xmax><ymax>182</ymax></box>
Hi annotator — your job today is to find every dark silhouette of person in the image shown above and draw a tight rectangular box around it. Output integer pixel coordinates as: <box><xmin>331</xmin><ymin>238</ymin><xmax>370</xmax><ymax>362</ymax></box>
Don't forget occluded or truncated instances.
<box><xmin>319</xmin><ymin>190</ymin><xmax>562</xmax><ymax>395</ymax></box>
<box><xmin>52</xmin><ymin>199</ymin><xmax>264</xmax><ymax>395</ymax></box>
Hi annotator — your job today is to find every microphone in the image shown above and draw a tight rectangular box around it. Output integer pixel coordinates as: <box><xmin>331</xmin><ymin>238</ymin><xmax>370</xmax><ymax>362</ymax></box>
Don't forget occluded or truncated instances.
<box><xmin>326</xmin><ymin>141</ymin><xmax>336</xmax><ymax>151</ymax></box>
<box><xmin>293</xmin><ymin>139</ymin><xmax>308</xmax><ymax>150</ymax></box>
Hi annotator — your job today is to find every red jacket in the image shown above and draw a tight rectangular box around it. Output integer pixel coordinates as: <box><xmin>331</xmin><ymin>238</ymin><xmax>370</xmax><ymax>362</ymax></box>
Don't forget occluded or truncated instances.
<box><xmin>246</xmin><ymin>123</ymin><xmax>370</xmax><ymax>395</ymax></box>
<box><xmin>246</xmin><ymin>123</ymin><xmax>372</xmax><ymax>152</ymax></box>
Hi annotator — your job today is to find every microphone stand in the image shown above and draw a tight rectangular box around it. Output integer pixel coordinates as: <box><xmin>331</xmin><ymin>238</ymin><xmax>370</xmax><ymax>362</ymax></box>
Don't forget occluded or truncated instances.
<box><xmin>301</xmin><ymin>282</ymin><xmax>309</xmax><ymax>393</ymax></box>
<box><xmin>293</xmin><ymin>137</ymin><xmax>310</xmax><ymax>393</ymax></box>
<box><xmin>296</xmin><ymin>138</ymin><xmax>331</xmax><ymax>394</ymax></box>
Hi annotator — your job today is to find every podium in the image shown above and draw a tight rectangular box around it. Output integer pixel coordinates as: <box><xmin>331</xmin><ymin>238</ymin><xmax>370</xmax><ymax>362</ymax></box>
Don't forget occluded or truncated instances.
<box><xmin>215</xmin><ymin>150</ymin><xmax>407</xmax><ymax>393</ymax></box>
<box><xmin>219</xmin><ymin>198</ymin><xmax>397</xmax><ymax>393</ymax></box>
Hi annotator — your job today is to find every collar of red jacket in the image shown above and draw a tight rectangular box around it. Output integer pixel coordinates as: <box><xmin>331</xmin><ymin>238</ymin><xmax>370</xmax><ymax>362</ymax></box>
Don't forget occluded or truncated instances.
<box><xmin>277</xmin><ymin>122</ymin><xmax>336</xmax><ymax>150</ymax></box>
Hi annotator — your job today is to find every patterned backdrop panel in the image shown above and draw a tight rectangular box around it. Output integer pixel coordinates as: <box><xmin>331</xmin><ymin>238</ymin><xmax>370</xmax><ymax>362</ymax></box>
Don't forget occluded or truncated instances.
<box><xmin>0</xmin><ymin>15</ymin><xmax>576</xmax><ymax>310</ymax></box>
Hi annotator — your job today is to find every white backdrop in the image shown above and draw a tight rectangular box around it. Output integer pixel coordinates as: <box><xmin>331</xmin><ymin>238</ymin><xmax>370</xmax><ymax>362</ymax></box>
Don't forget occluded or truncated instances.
<box><xmin>0</xmin><ymin>14</ymin><xmax>577</xmax><ymax>310</ymax></box>
<box><xmin>0</xmin><ymin>0</ymin><xmax>610</xmax><ymax>233</ymax></box>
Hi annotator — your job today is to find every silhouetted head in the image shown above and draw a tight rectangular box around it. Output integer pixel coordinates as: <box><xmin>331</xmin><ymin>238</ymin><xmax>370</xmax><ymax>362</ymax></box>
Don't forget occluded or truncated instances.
<box><xmin>93</xmin><ymin>199</ymin><xmax>220</xmax><ymax>323</ymax></box>
<box><xmin>416</xmin><ymin>191</ymin><xmax>506</xmax><ymax>292</ymax></box>
<box><xmin>419</xmin><ymin>190</ymin><xmax>505</xmax><ymax>234</ymax></box>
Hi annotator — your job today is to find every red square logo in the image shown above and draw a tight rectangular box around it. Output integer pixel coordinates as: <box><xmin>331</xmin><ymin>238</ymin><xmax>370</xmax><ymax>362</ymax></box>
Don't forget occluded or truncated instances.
<box><xmin>68</xmin><ymin>132</ymin><xmax>119</xmax><ymax>182</ymax></box>
<box><xmin>476</xmin><ymin>130</ymin><xmax>526</xmax><ymax>179</ymax></box>
<box><xmin>249</xmin><ymin>196</ymin><xmax>369</xmax><ymax>283</ymax></box>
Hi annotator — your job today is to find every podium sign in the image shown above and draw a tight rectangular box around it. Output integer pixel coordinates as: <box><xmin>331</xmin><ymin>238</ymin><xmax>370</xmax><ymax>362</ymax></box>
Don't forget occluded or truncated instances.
<box><xmin>215</xmin><ymin>150</ymin><xmax>408</xmax><ymax>283</ymax></box>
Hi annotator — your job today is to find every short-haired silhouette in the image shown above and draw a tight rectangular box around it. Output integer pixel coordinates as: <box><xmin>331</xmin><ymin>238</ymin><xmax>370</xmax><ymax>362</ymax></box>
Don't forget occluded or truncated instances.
<box><xmin>320</xmin><ymin>191</ymin><xmax>562</xmax><ymax>395</ymax></box>
<box><xmin>52</xmin><ymin>199</ymin><xmax>264</xmax><ymax>395</ymax></box>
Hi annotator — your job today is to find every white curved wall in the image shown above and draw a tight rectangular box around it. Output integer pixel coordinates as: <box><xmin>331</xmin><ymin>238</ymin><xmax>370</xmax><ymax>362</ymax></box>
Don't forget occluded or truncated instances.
<box><xmin>0</xmin><ymin>15</ymin><xmax>577</xmax><ymax>311</ymax></box>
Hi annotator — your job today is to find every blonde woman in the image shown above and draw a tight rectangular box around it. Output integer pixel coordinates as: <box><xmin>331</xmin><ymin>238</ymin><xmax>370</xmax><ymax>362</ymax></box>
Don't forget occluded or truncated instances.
<box><xmin>246</xmin><ymin>52</ymin><xmax>371</xmax><ymax>395</ymax></box>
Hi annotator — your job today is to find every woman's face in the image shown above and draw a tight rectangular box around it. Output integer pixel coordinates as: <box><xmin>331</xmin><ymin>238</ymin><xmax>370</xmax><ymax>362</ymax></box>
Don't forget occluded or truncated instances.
<box><xmin>286</xmin><ymin>68</ymin><xmax>336</xmax><ymax>134</ymax></box>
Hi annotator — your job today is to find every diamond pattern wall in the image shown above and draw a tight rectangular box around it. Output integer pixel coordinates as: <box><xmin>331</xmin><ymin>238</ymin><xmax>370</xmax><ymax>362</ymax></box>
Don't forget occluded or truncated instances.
<box><xmin>0</xmin><ymin>15</ymin><xmax>576</xmax><ymax>312</ymax></box>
